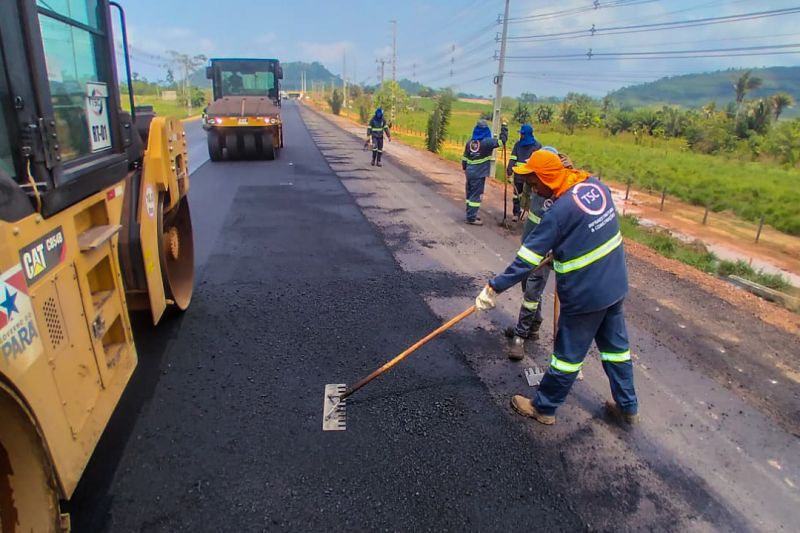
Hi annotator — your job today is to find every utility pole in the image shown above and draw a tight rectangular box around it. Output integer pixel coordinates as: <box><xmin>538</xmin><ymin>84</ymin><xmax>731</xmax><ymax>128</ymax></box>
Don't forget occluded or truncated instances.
<box><xmin>376</xmin><ymin>59</ymin><xmax>386</xmax><ymax>84</ymax></box>
<box><xmin>489</xmin><ymin>0</ymin><xmax>510</xmax><ymax>178</ymax></box>
<box><xmin>343</xmin><ymin>52</ymin><xmax>348</xmax><ymax>108</ymax></box>
<box><xmin>390</xmin><ymin>19</ymin><xmax>397</xmax><ymax>124</ymax></box>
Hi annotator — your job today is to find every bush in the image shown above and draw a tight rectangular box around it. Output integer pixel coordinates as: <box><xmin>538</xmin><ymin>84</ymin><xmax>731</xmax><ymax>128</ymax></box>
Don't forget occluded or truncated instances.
<box><xmin>329</xmin><ymin>89</ymin><xmax>343</xmax><ymax>115</ymax></box>
<box><xmin>425</xmin><ymin>91</ymin><xmax>454</xmax><ymax>153</ymax></box>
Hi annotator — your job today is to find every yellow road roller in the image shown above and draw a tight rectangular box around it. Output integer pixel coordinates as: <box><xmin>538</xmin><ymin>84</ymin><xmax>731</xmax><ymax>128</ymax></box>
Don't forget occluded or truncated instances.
<box><xmin>203</xmin><ymin>58</ymin><xmax>284</xmax><ymax>160</ymax></box>
<box><xmin>0</xmin><ymin>1</ymin><xmax>194</xmax><ymax>529</ymax></box>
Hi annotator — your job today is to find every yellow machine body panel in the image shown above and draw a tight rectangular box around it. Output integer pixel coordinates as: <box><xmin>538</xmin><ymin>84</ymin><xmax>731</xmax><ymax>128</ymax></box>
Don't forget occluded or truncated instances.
<box><xmin>0</xmin><ymin>186</ymin><xmax>136</xmax><ymax>498</ymax></box>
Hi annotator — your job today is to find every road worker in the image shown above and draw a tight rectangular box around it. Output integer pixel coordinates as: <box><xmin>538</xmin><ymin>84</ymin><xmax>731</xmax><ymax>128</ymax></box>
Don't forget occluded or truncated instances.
<box><xmin>367</xmin><ymin>107</ymin><xmax>391</xmax><ymax>166</ymax></box>
<box><xmin>506</xmin><ymin>123</ymin><xmax>541</xmax><ymax>223</ymax></box>
<box><xmin>474</xmin><ymin>149</ymin><xmax>639</xmax><ymax>425</ymax></box>
<box><xmin>504</xmin><ymin>145</ymin><xmax>561</xmax><ymax>361</ymax></box>
<box><xmin>461</xmin><ymin>119</ymin><xmax>508</xmax><ymax>225</ymax></box>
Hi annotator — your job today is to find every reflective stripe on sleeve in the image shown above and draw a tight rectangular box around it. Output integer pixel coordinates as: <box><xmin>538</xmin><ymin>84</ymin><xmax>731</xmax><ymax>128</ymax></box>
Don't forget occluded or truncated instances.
<box><xmin>516</xmin><ymin>245</ymin><xmax>543</xmax><ymax>266</ymax></box>
<box><xmin>522</xmin><ymin>299</ymin><xmax>539</xmax><ymax>311</ymax></box>
<box><xmin>550</xmin><ymin>355</ymin><xmax>583</xmax><ymax>373</ymax></box>
<box><xmin>601</xmin><ymin>350</ymin><xmax>631</xmax><ymax>363</ymax></box>
<box><xmin>509</xmin><ymin>154</ymin><xmax>518</xmax><ymax>161</ymax></box>
<box><xmin>528</xmin><ymin>211</ymin><xmax>541</xmax><ymax>224</ymax></box>
<box><xmin>464</xmin><ymin>156</ymin><xmax>492</xmax><ymax>165</ymax></box>
<box><xmin>554</xmin><ymin>231</ymin><xmax>622</xmax><ymax>274</ymax></box>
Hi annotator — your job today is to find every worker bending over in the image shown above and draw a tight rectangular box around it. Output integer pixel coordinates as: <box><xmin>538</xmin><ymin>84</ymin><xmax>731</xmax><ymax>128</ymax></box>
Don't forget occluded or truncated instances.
<box><xmin>461</xmin><ymin>120</ymin><xmax>508</xmax><ymax>225</ymax></box>
<box><xmin>367</xmin><ymin>107</ymin><xmax>391</xmax><ymax>166</ymax></box>
<box><xmin>505</xmin><ymin>123</ymin><xmax>541</xmax><ymax>223</ymax></box>
<box><xmin>475</xmin><ymin>150</ymin><xmax>639</xmax><ymax>426</ymax></box>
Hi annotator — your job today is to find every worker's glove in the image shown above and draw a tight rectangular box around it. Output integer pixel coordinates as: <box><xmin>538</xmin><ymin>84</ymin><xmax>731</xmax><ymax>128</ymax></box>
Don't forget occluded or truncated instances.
<box><xmin>499</xmin><ymin>123</ymin><xmax>509</xmax><ymax>145</ymax></box>
<box><xmin>475</xmin><ymin>285</ymin><xmax>497</xmax><ymax>311</ymax></box>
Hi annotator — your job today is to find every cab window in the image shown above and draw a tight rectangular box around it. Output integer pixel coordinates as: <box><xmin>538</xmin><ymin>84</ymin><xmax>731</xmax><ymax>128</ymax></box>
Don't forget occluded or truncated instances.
<box><xmin>220</xmin><ymin>67</ymin><xmax>275</xmax><ymax>97</ymax></box>
<box><xmin>0</xmin><ymin>42</ymin><xmax>17</xmax><ymax>180</ymax></box>
<box><xmin>37</xmin><ymin>0</ymin><xmax>111</xmax><ymax>163</ymax></box>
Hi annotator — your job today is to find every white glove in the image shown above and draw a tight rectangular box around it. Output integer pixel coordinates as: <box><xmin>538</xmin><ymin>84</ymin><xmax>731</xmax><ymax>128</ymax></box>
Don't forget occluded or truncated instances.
<box><xmin>475</xmin><ymin>285</ymin><xmax>497</xmax><ymax>311</ymax></box>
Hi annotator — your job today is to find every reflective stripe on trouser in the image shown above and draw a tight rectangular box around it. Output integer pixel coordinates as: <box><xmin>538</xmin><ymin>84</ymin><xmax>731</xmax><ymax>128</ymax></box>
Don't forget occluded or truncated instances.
<box><xmin>371</xmin><ymin>136</ymin><xmax>384</xmax><ymax>163</ymax></box>
<box><xmin>512</xmin><ymin>179</ymin><xmax>524</xmax><ymax>216</ymax></box>
<box><xmin>465</xmin><ymin>175</ymin><xmax>486</xmax><ymax>221</ymax></box>
<box><xmin>514</xmin><ymin>261</ymin><xmax>551</xmax><ymax>338</ymax></box>
<box><xmin>532</xmin><ymin>299</ymin><xmax>638</xmax><ymax>416</ymax></box>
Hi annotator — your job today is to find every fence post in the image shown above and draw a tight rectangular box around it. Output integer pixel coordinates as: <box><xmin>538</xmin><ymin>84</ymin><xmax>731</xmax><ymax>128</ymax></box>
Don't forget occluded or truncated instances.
<box><xmin>702</xmin><ymin>204</ymin><xmax>710</xmax><ymax>225</ymax></box>
<box><xmin>625</xmin><ymin>179</ymin><xmax>632</xmax><ymax>201</ymax></box>
<box><xmin>755</xmin><ymin>215</ymin><xmax>765</xmax><ymax>244</ymax></box>
<box><xmin>660</xmin><ymin>186</ymin><xmax>667</xmax><ymax>211</ymax></box>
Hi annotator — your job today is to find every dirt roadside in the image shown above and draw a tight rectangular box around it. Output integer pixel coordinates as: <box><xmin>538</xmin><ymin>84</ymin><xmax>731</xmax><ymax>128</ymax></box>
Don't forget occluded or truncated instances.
<box><xmin>309</xmin><ymin>102</ymin><xmax>800</xmax><ymax>337</ymax></box>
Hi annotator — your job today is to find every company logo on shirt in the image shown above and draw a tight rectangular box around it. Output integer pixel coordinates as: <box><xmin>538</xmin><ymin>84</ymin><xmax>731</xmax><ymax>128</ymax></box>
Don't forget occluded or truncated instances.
<box><xmin>469</xmin><ymin>140</ymin><xmax>481</xmax><ymax>153</ymax></box>
<box><xmin>572</xmin><ymin>182</ymin><xmax>607</xmax><ymax>216</ymax></box>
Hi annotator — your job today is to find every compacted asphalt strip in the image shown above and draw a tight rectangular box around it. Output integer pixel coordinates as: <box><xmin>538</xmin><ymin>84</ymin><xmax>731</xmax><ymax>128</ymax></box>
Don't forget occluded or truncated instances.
<box><xmin>70</xmin><ymin>102</ymin><xmax>588</xmax><ymax>531</ymax></box>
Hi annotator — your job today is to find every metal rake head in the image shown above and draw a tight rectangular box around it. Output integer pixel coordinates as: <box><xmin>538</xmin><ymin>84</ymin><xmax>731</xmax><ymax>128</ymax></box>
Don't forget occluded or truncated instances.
<box><xmin>322</xmin><ymin>384</ymin><xmax>347</xmax><ymax>431</ymax></box>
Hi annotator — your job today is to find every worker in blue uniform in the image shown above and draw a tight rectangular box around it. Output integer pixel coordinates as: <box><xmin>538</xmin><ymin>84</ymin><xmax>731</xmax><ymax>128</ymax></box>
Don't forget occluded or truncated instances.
<box><xmin>461</xmin><ymin>120</ymin><xmax>508</xmax><ymax>225</ymax></box>
<box><xmin>505</xmin><ymin>123</ymin><xmax>541</xmax><ymax>223</ymax></box>
<box><xmin>367</xmin><ymin>107</ymin><xmax>391</xmax><ymax>166</ymax></box>
<box><xmin>474</xmin><ymin>149</ymin><xmax>639</xmax><ymax>426</ymax></box>
<box><xmin>504</xmin><ymin>145</ymin><xmax>560</xmax><ymax>361</ymax></box>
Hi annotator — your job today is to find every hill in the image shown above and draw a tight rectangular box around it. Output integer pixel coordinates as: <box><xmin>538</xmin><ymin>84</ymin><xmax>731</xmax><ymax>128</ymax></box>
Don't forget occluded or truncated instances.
<box><xmin>609</xmin><ymin>66</ymin><xmax>800</xmax><ymax>116</ymax></box>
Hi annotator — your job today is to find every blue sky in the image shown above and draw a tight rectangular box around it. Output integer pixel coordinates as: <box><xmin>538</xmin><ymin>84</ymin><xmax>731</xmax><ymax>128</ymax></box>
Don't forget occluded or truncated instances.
<box><xmin>116</xmin><ymin>0</ymin><xmax>800</xmax><ymax>97</ymax></box>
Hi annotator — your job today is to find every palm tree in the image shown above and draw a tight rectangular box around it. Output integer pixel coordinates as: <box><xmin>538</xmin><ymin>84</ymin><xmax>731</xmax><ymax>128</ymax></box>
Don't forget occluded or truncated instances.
<box><xmin>770</xmin><ymin>93</ymin><xmax>795</xmax><ymax>120</ymax></box>
<box><xmin>733</xmin><ymin>71</ymin><xmax>763</xmax><ymax>105</ymax></box>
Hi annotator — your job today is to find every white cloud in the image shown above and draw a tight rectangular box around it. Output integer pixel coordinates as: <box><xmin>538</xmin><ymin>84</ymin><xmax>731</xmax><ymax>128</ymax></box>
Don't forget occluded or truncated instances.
<box><xmin>299</xmin><ymin>40</ymin><xmax>354</xmax><ymax>64</ymax></box>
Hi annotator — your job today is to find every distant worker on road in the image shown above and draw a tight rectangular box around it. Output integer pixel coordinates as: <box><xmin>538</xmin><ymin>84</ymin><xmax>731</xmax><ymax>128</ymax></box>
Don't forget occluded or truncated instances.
<box><xmin>506</xmin><ymin>123</ymin><xmax>542</xmax><ymax>223</ymax></box>
<box><xmin>461</xmin><ymin>119</ymin><xmax>508</xmax><ymax>225</ymax></box>
<box><xmin>367</xmin><ymin>107</ymin><xmax>391</xmax><ymax>166</ymax></box>
<box><xmin>474</xmin><ymin>149</ymin><xmax>639</xmax><ymax>426</ymax></box>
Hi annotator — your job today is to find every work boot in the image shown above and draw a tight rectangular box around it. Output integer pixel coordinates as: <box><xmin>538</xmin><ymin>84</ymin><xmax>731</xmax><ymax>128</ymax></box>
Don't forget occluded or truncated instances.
<box><xmin>508</xmin><ymin>335</ymin><xmax>525</xmax><ymax>361</ymax></box>
<box><xmin>377</xmin><ymin>161</ymin><xmax>382</xmax><ymax>167</ymax></box>
<box><xmin>512</xmin><ymin>214</ymin><xmax>519</xmax><ymax>223</ymax></box>
<box><xmin>604</xmin><ymin>400</ymin><xmax>639</xmax><ymax>425</ymax></box>
<box><xmin>511</xmin><ymin>395</ymin><xmax>555</xmax><ymax>425</ymax></box>
<box><xmin>466</xmin><ymin>219</ymin><xmax>484</xmax><ymax>226</ymax></box>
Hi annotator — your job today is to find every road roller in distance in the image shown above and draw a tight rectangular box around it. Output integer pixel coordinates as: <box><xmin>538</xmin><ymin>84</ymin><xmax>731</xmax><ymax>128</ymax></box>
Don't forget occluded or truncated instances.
<box><xmin>0</xmin><ymin>1</ymin><xmax>194</xmax><ymax>529</ymax></box>
<box><xmin>203</xmin><ymin>58</ymin><xmax>284</xmax><ymax>161</ymax></box>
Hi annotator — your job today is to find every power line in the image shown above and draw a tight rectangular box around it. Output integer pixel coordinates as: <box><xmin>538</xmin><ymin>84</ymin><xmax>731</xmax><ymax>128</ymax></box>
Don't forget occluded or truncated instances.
<box><xmin>505</xmin><ymin>42</ymin><xmax>800</xmax><ymax>61</ymax></box>
<box><xmin>507</xmin><ymin>0</ymin><xmax>661</xmax><ymax>24</ymax></box>
<box><xmin>507</xmin><ymin>7</ymin><xmax>800</xmax><ymax>42</ymax></box>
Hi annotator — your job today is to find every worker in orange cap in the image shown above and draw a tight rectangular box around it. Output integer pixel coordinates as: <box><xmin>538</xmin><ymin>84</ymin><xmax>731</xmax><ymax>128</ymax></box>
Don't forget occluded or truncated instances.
<box><xmin>474</xmin><ymin>150</ymin><xmax>639</xmax><ymax>426</ymax></box>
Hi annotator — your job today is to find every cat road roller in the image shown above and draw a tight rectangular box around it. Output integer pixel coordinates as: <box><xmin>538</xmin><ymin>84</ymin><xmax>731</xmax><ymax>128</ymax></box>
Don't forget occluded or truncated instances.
<box><xmin>203</xmin><ymin>57</ymin><xmax>284</xmax><ymax>161</ymax></box>
<box><xmin>0</xmin><ymin>1</ymin><xmax>194</xmax><ymax>529</ymax></box>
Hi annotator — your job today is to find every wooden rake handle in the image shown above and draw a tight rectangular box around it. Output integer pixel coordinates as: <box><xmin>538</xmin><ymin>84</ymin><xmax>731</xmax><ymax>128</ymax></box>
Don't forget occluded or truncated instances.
<box><xmin>341</xmin><ymin>305</ymin><xmax>477</xmax><ymax>400</ymax></box>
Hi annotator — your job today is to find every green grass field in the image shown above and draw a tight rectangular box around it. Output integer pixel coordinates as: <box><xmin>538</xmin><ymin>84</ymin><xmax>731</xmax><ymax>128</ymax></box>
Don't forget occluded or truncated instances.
<box><xmin>120</xmin><ymin>94</ymin><xmax>203</xmax><ymax>119</ymax></box>
<box><xmin>391</xmin><ymin>98</ymin><xmax>800</xmax><ymax>235</ymax></box>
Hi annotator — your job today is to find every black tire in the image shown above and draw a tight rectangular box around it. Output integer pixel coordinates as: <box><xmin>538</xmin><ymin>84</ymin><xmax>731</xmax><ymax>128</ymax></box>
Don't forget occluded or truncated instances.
<box><xmin>207</xmin><ymin>132</ymin><xmax>223</xmax><ymax>161</ymax></box>
<box><xmin>243</xmin><ymin>133</ymin><xmax>258</xmax><ymax>159</ymax></box>
<box><xmin>225</xmin><ymin>132</ymin><xmax>241</xmax><ymax>160</ymax></box>
<box><xmin>259</xmin><ymin>132</ymin><xmax>275</xmax><ymax>160</ymax></box>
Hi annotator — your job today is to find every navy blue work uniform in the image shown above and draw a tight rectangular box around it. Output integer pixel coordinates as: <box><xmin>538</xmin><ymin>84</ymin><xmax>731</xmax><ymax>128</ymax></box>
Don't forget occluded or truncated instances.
<box><xmin>512</xmin><ymin>193</ymin><xmax>552</xmax><ymax>338</ymax></box>
<box><xmin>489</xmin><ymin>177</ymin><xmax>638</xmax><ymax>416</ymax></box>
<box><xmin>506</xmin><ymin>140</ymin><xmax>541</xmax><ymax>217</ymax></box>
<box><xmin>461</xmin><ymin>137</ymin><xmax>500</xmax><ymax>222</ymax></box>
<box><xmin>367</xmin><ymin>114</ymin><xmax>391</xmax><ymax>165</ymax></box>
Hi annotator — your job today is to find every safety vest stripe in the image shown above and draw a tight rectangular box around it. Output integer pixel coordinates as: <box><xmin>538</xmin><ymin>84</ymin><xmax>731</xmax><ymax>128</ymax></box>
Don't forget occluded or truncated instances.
<box><xmin>517</xmin><ymin>245</ymin><xmax>543</xmax><ymax>266</ymax></box>
<box><xmin>550</xmin><ymin>355</ymin><xmax>583</xmax><ymax>373</ymax></box>
<box><xmin>509</xmin><ymin>154</ymin><xmax>518</xmax><ymax>161</ymax></box>
<box><xmin>554</xmin><ymin>231</ymin><xmax>622</xmax><ymax>274</ymax></box>
<box><xmin>466</xmin><ymin>200</ymin><xmax>481</xmax><ymax>208</ymax></box>
<box><xmin>601</xmin><ymin>350</ymin><xmax>631</xmax><ymax>363</ymax></box>
<box><xmin>522</xmin><ymin>299</ymin><xmax>539</xmax><ymax>311</ymax></box>
<box><xmin>464</xmin><ymin>156</ymin><xmax>492</xmax><ymax>165</ymax></box>
<box><xmin>528</xmin><ymin>211</ymin><xmax>541</xmax><ymax>224</ymax></box>
<box><xmin>370</xmin><ymin>126</ymin><xmax>386</xmax><ymax>131</ymax></box>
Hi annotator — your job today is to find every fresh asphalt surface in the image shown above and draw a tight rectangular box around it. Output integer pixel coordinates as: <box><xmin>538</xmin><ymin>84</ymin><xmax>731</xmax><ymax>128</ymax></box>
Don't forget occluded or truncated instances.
<box><xmin>69</xmin><ymin>103</ymin><xmax>584</xmax><ymax>531</ymax></box>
